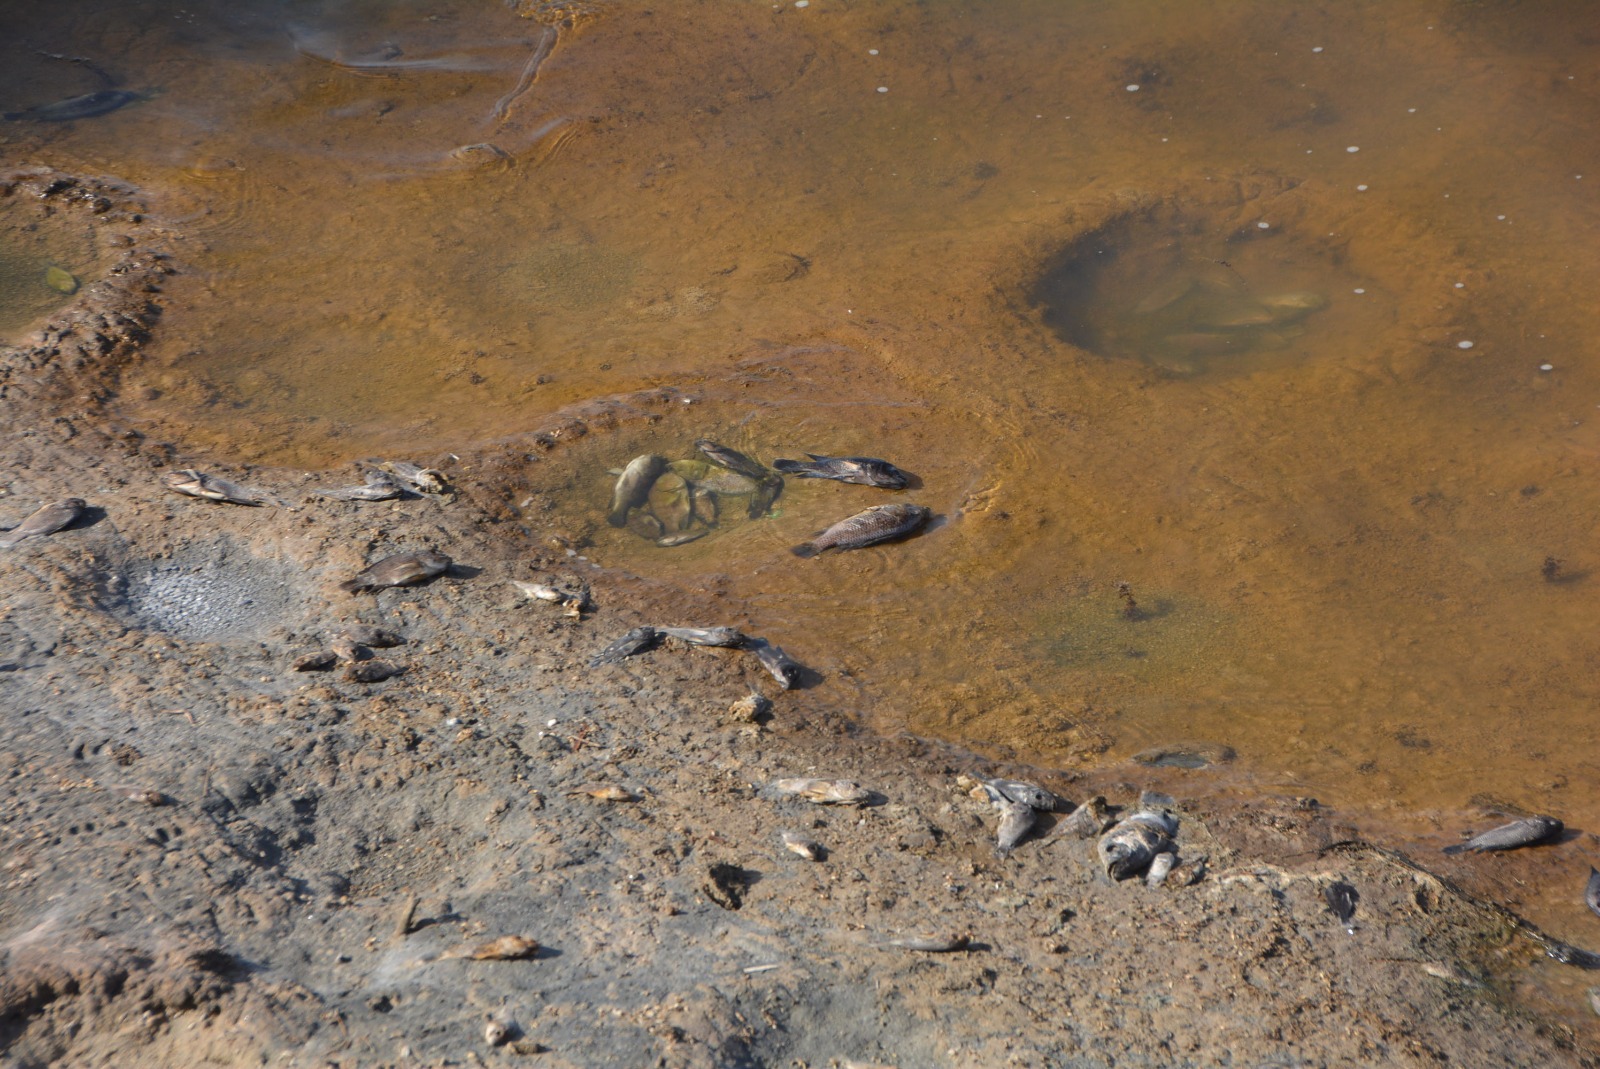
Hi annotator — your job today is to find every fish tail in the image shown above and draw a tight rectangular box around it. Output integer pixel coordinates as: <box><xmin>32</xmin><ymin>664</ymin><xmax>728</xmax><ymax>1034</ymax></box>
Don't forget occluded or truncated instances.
<box><xmin>606</xmin><ymin>509</ymin><xmax>629</xmax><ymax>528</ymax></box>
<box><xmin>771</xmin><ymin>459</ymin><xmax>805</xmax><ymax>473</ymax></box>
<box><xmin>789</xmin><ymin>542</ymin><xmax>820</xmax><ymax>558</ymax></box>
<box><xmin>1441</xmin><ymin>844</ymin><xmax>1469</xmax><ymax>856</ymax></box>
<box><xmin>338</xmin><ymin>579</ymin><xmax>366</xmax><ymax>593</ymax></box>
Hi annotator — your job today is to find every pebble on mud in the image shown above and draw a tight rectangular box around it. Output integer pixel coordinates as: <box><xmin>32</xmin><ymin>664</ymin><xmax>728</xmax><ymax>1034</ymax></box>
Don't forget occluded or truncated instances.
<box><xmin>293</xmin><ymin>651</ymin><xmax>339</xmax><ymax>672</ymax></box>
<box><xmin>727</xmin><ymin>692</ymin><xmax>772</xmax><ymax>723</ymax></box>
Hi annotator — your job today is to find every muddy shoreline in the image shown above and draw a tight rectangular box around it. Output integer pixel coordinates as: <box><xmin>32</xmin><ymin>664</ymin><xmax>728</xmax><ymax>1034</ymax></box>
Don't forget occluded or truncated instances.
<box><xmin>3</xmin><ymin>168</ymin><xmax>1600</xmax><ymax>1068</ymax></box>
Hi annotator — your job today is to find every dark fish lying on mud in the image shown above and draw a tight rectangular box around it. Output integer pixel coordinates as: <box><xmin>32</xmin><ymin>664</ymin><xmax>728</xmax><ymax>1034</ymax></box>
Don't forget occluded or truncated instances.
<box><xmin>162</xmin><ymin>469</ymin><xmax>267</xmax><ymax>506</ymax></box>
<box><xmin>1324</xmin><ymin>881</ymin><xmax>1359</xmax><ymax>934</ymax></box>
<box><xmin>314</xmin><ymin>470</ymin><xmax>404</xmax><ymax>501</ymax></box>
<box><xmin>750</xmin><ymin>640</ymin><xmax>804</xmax><ymax>688</ymax></box>
<box><xmin>340</xmin><ymin>550</ymin><xmax>452</xmax><ymax>593</ymax></box>
<box><xmin>1587</xmin><ymin>868</ymin><xmax>1600</xmax><ymax>920</ymax></box>
<box><xmin>791</xmin><ymin>503</ymin><xmax>931</xmax><ymax>558</ymax></box>
<box><xmin>994</xmin><ymin>799</ymin><xmax>1036</xmax><ymax>855</ymax></box>
<box><xmin>1441</xmin><ymin>815</ymin><xmax>1562</xmax><ymax>855</ymax></box>
<box><xmin>772</xmin><ymin>453</ymin><xmax>911</xmax><ymax>489</ymax></box>
<box><xmin>1098</xmin><ymin>810</ymin><xmax>1178</xmax><ymax>880</ymax></box>
<box><xmin>608</xmin><ymin>454</ymin><xmax>668</xmax><ymax>527</ymax></box>
<box><xmin>657</xmin><ymin>626</ymin><xmax>749</xmax><ymax>648</ymax></box>
<box><xmin>0</xmin><ymin>498</ymin><xmax>84</xmax><ymax>547</ymax></box>
<box><xmin>696</xmin><ymin>439</ymin><xmax>783</xmax><ymax>519</ymax></box>
<box><xmin>589</xmin><ymin>626</ymin><xmax>661</xmax><ymax>667</ymax></box>
<box><xmin>5</xmin><ymin>89</ymin><xmax>140</xmax><ymax>123</ymax></box>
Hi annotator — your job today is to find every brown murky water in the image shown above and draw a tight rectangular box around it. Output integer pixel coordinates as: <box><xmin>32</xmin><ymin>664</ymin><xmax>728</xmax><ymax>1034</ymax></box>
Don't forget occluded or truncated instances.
<box><xmin>6</xmin><ymin>0</ymin><xmax>1600</xmax><ymax>1019</ymax></box>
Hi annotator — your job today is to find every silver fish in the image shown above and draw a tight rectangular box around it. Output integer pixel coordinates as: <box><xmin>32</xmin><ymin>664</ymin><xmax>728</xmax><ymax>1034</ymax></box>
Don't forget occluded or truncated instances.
<box><xmin>314</xmin><ymin>470</ymin><xmax>404</xmax><ymax>501</ymax></box>
<box><xmin>790</xmin><ymin>503</ymin><xmax>931</xmax><ymax>558</ymax></box>
<box><xmin>5</xmin><ymin>89</ymin><xmax>140</xmax><ymax>123</ymax></box>
<box><xmin>1145</xmin><ymin>852</ymin><xmax>1176</xmax><ymax>889</ymax></box>
<box><xmin>589</xmin><ymin>626</ymin><xmax>661</xmax><ymax>666</ymax></box>
<box><xmin>1098</xmin><ymin>810</ymin><xmax>1178</xmax><ymax>880</ymax></box>
<box><xmin>657</xmin><ymin>626</ymin><xmax>749</xmax><ymax>648</ymax></box>
<box><xmin>0</xmin><ymin>498</ymin><xmax>84</xmax><ymax>547</ymax></box>
<box><xmin>781</xmin><ymin>830</ymin><xmax>825</xmax><ymax>861</ymax></box>
<box><xmin>1588</xmin><ymin>868</ymin><xmax>1600</xmax><ymax>920</ymax></box>
<box><xmin>981</xmin><ymin>777</ymin><xmax>1068</xmax><ymax>813</ymax></box>
<box><xmin>382</xmin><ymin>462</ymin><xmax>449</xmax><ymax>494</ymax></box>
<box><xmin>772</xmin><ymin>453</ymin><xmax>910</xmax><ymax>489</ymax></box>
<box><xmin>995</xmin><ymin>799</ymin><xmax>1036</xmax><ymax>855</ymax></box>
<box><xmin>764</xmin><ymin>778</ymin><xmax>871</xmax><ymax>805</ymax></box>
<box><xmin>162</xmin><ymin>469</ymin><xmax>265</xmax><ymax>506</ymax></box>
<box><xmin>1442</xmin><ymin>815</ymin><xmax>1562</xmax><ymax>855</ymax></box>
<box><xmin>607</xmin><ymin>454</ymin><xmax>668</xmax><ymax>527</ymax></box>
<box><xmin>1324</xmin><ymin>881</ymin><xmax>1358</xmax><ymax>934</ymax></box>
<box><xmin>750</xmin><ymin>640</ymin><xmax>804</xmax><ymax>688</ymax></box>
<box><xmin>511</xmin><ymin>576</ymin><xmax>590</xmax><ymax>615</ymax></box>
<box><xmin>340</xmin><ymin>550</ymin><xmax>451</xmax><ymax>593</ymax></box>
<box><xmin>884</xmin><ymin>933</ymin><xmax>970</xmax><ymax>953</ymax></box>
<box><xmin>647</xmin><ymin>471</ymin><xmax>694</xmax><ymax>532</ymax></box>
<box><xmin>656</xmin><ymin>530</ymin><xmax>707</xmax><ymax>547</ymax></box>
<box><xmin>1057</xmin><ymin>796</ymin><xmax>1115</xmax><ymax>839</ymax></box>
<box><xmin>694</xmin><ymin>439</ymin><xmax>770</xmax><ymax>482</ymax></box>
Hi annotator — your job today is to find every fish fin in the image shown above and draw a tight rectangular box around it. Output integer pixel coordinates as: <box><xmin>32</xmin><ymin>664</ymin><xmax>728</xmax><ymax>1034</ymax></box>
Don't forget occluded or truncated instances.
<box><xmin>805</xmin><ymin>453</ymin><xmax>831</xmax><ymax>462</ymax></box>
<box><xmin>771</xmin><ymin>459</ymin><xmax>803</xmax><ymax>472</ymax></box>
<box><xmin>789</xmin><ymin>543</ymin><xmax>820</xmax><ymax>559</ymax></box>
<box><xmin>1441</xmin><ymin>843</ymin><xmax>1469</xmax><ymax>856</ymax></box>
<box><xmin>338</xmin><ymin>579</ymin><xmax>366</xmax><ymax>593</ymax></box>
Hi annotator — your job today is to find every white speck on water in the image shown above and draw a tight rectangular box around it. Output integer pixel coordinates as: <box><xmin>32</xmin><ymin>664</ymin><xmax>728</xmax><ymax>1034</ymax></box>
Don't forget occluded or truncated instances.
<box><xmin>577</xmin><ymin>555</ymin><xmax>588</xmax><ymax>561</ymax></box>
<box><xmin>1346</xmin><ymin>145</ymin><xmax>1360</xmax><ymax>153</ymax></box>
<box><xmin>1126</xmin><ymin>84</ymin><xmax>1141</xmax><ymax>92</ymax></box>
<box><xmin>1312</xmin><ymin>46</ymin><xmax>1324</xmax><ymax>53</ymax></box>
<box><xmin>1541</xmin><ymin>363</ymin><xmax>1555</xmax><ymax>371</ymax></box>
<box><xmin>445</xmin><ymin>717</ymin><xmax>459</xmax><ymax>726</ymax></box>
<box><xmin>1454</xmin><ymin>282</ymin><xmax>1465</xmax><ymax>288</ymax></box>
<box><xmin>1408</xmin><ymin>107</ymin><xmax>1417</xmax><ymax>113</ymax></box>
<box><xmin>1257</xmin><ymin>221</ymin><xmax>1270</xmax><ymax>229</ymax></box>
<box><xmin>1497</xmin><ymin>214</ymin><xmax>1506</xmax><ymax>221</ymax></box>
<box><xmin>868</xmin><ymin>48</ymin><xmax>879</xmax><ymax>55</ymax></box>
<box><xmin>565</xmin><ymin>548</ymin><xmax>576</xmax><ymax>556</ymax></box>
<box><xmin>1161</xmin><ymin>137</ymin><xmax>1168</xmax><ymax>142</ymax></box>
<box><xmin>877</xmin><ymin>86</ymin><xmax>888</xmax><ymax>93</ymax></box>
<box><xmin>1356</xmin><ymin>184</ymin><xmax>1369</xmax><ymax>191</ymax></box>
<box><xmin>1353</xmin><ymin>288</ymin><xmax>1366</xmax><ymax>294</ymax></box>
<box><xmin>794</xmin><ymin>0</ymin><xmax>808</xmax><ymax>6</ymax></box>
<box><xmin>1458</xmin><ymin>340</ymin><xmax>1475</xmax><ymax>350</ymax></box>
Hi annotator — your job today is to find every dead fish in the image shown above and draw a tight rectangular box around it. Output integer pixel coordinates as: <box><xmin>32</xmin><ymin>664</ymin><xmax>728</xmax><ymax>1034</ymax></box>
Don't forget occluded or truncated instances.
<box><xmin>781</xmin><ymin>830</ymin><xmax>825</xmax><ymax>861</ymax></box>
<box><xmin>749</xmin><ymin>640</ymin><xmax>804</xmax><ymax>688</ymax></box>
<box><xmin>1146</xmin><ymin>851</ymin><xmax>1176</xmax><ymax>889</ymax></box>
<box><xmin>5</xmin><ymin>88</ymin><xmax>140</xmax><ymax>123</ymax></box>
<box><xmin>1442</xmin><ymin>815</ymin><xmax>1563</xmax><ymax>855</ymax></box>
<box><xmin>340</xmin><ymin>550</ymin><xmax>452</xmax><ymax>593</ymax></box>
<box><xmin>442</xmin><ymin>935</ymin><xmax>540</xmax><ymax>961</ymax></box>
<box><xmin>884</xmin><ymin>933</ymin><xmax>970</xmax><ymax>953</ymax></box>
<box><xmin>293</xmin><ymin>651</ymin><xmax>338</xmax><ymax>672</ymax></box>
<box><xmin>1057</xmin><ymin>796</ymin><xmax>1115</xmax><ymax>839</ymax></box>
<box><xmin>1167</xmin><ymin>853</ymin><xmax>1207</xmax><ymax>888</ymax></box>
<box><xmin>981</xmin><ymin>777</ymin><xmax>1068</xmax><ymax>813</ymax></box>
<box><xmin>162</xmin><ymin>469</ymin><xmax>265</xmax><ymax>506</ymax></box>
<box><xmin>511</xmin><ymin>578</ymin><xmax>589</xmax><ymax>615</ymax></box>
<box><xmin>381</xmin><ymin>461</ymin><xmax>449</xmax><ymax>495</ymax></box>
<box><xmin>690</xmin><ymin>484</ymin><xmax>719</xmax><ymax>526</ymax></box>
<box><xmin>1098</xmin><ymin>810</ymin><xmax>1178</xmax><ymax>880</ymax></box>
<box><xmin>484</xmin><ymin>1019</ymin><xmax>511</xmax><ymax>1047</ymax></box>
<box><xmin>339</xmin><ymin>624</ymin><xmax>405</xmax><ymax>648</ymax></box>
<box><xmin>567</xmin><ymin>785</ymin><xmax>638</xmax><ymax>802</ymax></box>
<box><xmin>772</xmin><ymin>453</ymin><xmax>910</xmax><ymax>490</ymax></box>
<box><xmin>1324</xmin><ymin>881</ymin><xmax>1359</xmax><ymax>934</ymax></box>
<box><xmin>668</xmin><ymin>459</ymin><xmax>759</xmax><ymax>495</ymax></box>
<box><xmin>330</xmin><ymin>635</ymin><xmax>366</xmax><ymax>662</ymax></box>
<box><xmin>747</xmin><ymin>473</ymin><xmax>784</xmax><ymax>520</ymax></box>
<box><xmin>764</xmin><ymin>778</ymin><xmax>872</xmax><ymax>805</ymax></box>
<box><xmin>108</xmin><ymin>785</ymin><xmax>165</xmax><ymax>806</ymax></box>
<box><xmin>995</xmin><ymin>799</ymin><xmax>1036</xmax><ymax>855</ymax></box>
<box><xmin>695</xmin><ymin>439</ymin><xmax>771</xmax><ymax>482</ymax></box>
<box><xmin>589</xmin><ymin>626</ymin><xmax>661</xmax><ymax>666</ymax></box>
<box><xmin>791</xmin><ymin>503</ymin><xmax>931</xmax><ymax>558</ymax></box>
<box><xmin>1130</xmin><ymin>271</ymin><xmax>1196</xmax><ymax>316</ymax></box>
<box><xmin>657</xmin><ymin>626</ymin><xmax>749</xmax><ymax>648</ymax></box>
<box><xmin>0</xmin><ymin>498</ymin><xmax>84</xmax><ymax>547</ymax></box>
<box><xmin>344</xmin><ymin>660</ymin><xmax>403</xmax><ymax>683</ymax></box>
<box><xmin>314</xmin><ymin>470</ymin><xmax>404</xmax><ymax>501</ymax></box>
<box><xmin>1257</xmin><ymin>290</ymin><xmax>1328</xmax><ymax>322</ymax></box>
<box><xmin>607</xmin><ymin>454</ymin><xmax>668</xmax><ymax>527</ymax></box>
<box><xmin>1544</xmin><ymin>939</ymin><xmax>1600</xmax><ymax>969</ymax></box>
<box><xmin>657</xmin><ymin>530</ymin><xmax>707</xmax><ymax>548</ymax></box>
<box><xmin>1588</xmin><ymin>868</ymin><xmax>1600</xmax><ymax>919</ymax></box>
<box><xmin>647</xmin><ymin>471</ymin><xmax>695</xmax><ymax>532</ymax></box>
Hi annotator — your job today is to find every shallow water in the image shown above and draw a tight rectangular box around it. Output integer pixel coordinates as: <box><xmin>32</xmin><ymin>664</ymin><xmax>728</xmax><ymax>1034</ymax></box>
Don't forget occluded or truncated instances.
<box><xmin>6</xmin><ymin>0</ymin><xmax>1600</xmax><ymax>1020</ymax></box>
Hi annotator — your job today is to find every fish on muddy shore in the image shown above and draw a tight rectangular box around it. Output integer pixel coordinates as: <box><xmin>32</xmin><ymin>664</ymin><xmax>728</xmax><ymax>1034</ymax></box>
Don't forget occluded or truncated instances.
<box><xmin>884</xmin><ymin>933</ymin><xmax>971</xmax><ymax>953</ymax></box>
<box><xmin>293</xmin><ymin>651</ymin><xmax>338</xmax><ymax>672</ymax></box>
<box><xmin>511</xmin><ymin>577</ymin><xmax>590</xmax><ymax>616</ymax></box>
<box><xmin>790</xmin><ymin>503</ymin><xmax>931</xmax><ymax>558</ymax></box>
<box><xmin>696</xmin><ymin>439</ymin><xmax>783</xmax><ymax>518</ymax></box>
<box><xmin>1166</xmin><ymin>853</ymin><xmax>1207</xmax><ymax>888</ymax></box>
<box><xmin>162</xmin><ymin>469</ymin><xmax>267</xmax><ymax>506</ymax></box>
<box><xmin>1588</xmin><ymin>869</ymin><xmax>1600</xmax><ymax>919</ymax></box>
<box><xmin>589</xmin><ymin>626</ymin><xmax>662</xmax><ymax>666</ymax></box>
<box><xmin>763</xmin><ymin>778</ymin><xmax>873</xmax><ymax>805</ymax></box>
<box><xmin>567</xmin><ymin>785</ymin><xmax>638</xmax><ymax>802</ymax></box>
<box><xmin>4</xmin><ymin>88</ymin><xmax>140</xmax><ymax>123</ymax></box>
<box><xmin>344</xmin><ymin>660</ymin><xmax>403</xmax><ymax>683</ymax></box>
<box><xmin>378</xmin><ymin>461</ymin><xmax>450</xmax><ymax>495</ymax></box>
<box><xmin>657</xmin><ymin>626</ymin><xmax>749</xmax><ymax>648</ymax></box>
<box><xmin>1098</xmin><ymin>809</ymin><xmax>1178</xmax><ymax>880</ymax></box>
<box><xmin>748</xmin><ymin>640</ymin><xmax>804</xmax><ymax>688</ymax></box>
<box><xmin>1145</xmin><ymin>851</ymin><xmax>1176</xmax><ymax>889</ymax></box>
<box><xmin>441</xmin><ymin>935</ymin><xmax>540</xmax><ymax>961</ymax></box>
<box><xmin>772</xmin><ymin>453</ymin><xmax>910</xmax><ymax>489</ymax></box>
<box><xmin>0</xmin><ymin>498</ymin><xmax>84</xmax><ymax>547</ymax></box>
<box><xmin>1442</xmin><ymin>815</ymin><xmax>1563</xmax><ymax>855</ymax></box>
<box><xmin>314</xmin><ymin>470</ymin><xmax>404</xmax><ymax>501</ymax></box>
<box><xmin>781</xmin><ymin>830</ymin><xmax>825</xmax><ymax>861</ymax></box>
<box><xmin>657</xmin><ymin>530</ymin><xmax>707</xmax><ymax>548</ymax></box>
<box><xmin>607</xmin><ymin>454</ymin><xmax>668</xmax><ymax>527</ymax></box>
<box><xmin>978</xmin><ymin>777</ymin><xmax>1068</xmax><ymax>813</ymax></box>
<box><xmin>1324</xmin><ymin>881</ymin><xmax>1359</xmax><ymax>934</ymax></box>
<box><xmin>994</xmin><ymin>799</ymin><xmax>1036</xmax><ymax>856</ymax></box>
<box><xmin>1056</xmin><ymin>796</ymin><xmax>1115</xmax><ymax>839</ymax></box>
<box><xmin>340</xmin><ymin>550</ymin><xmax>452</xmax><ymax>593</ymax></box>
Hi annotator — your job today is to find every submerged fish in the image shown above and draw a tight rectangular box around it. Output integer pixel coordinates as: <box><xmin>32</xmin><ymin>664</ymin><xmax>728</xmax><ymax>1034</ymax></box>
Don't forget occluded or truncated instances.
<box><xmin>340</xmin><ymin>550</ymin><xmax>451</xmax><ymax>593</ymax></box>
<box><xmin>607</xmin><ymin>454</ymin><xmax>668</xmax><ymax>527</ymax></box>
<box><xmin>772</xmin><ymin>453</ymin><xmax>910</xmax><ymax>489</ymax></box>
<box><xmin>994</xmin><ymin>799</ymin><xmax>1036</xmax><ymax>855</ymax></box>
<box><xmin>657</xmin><ymin>530</ymin><xmax>707</xmax><ymax>548</ymax></box>
<box><xmin>647</xmin><ymin>471</ymin><xmax>694</xmax><ymax>532</ymax></box>
<box><xmin>1097</xmin><ymin>810</ymin><xmax>1178</xmax><ymax>880</ymax></box>
<box><xmin>695</xmin><ymin>439</ymin><xmax>771</xmax><ymax>482</ymax></box>
<box><xmin>749</xmin><ymin>640</ymin><xmax>804</xmax><ymax>688</ymax></box>
<box><xmin>1442</xmin><ymin>815</ymin><xmax>1563</xmax><ymax>855</ymax></box>
<box><xmin>1324</xmin><ymin>881</ymin><xmax>1359</xmax><ymax>934</ymax></box>
<box><xmin>589</xmin><ymin>626</ymin><xmax>662</xmax><ymax>666</ymax></box>
<box><xmin>657</xmin><ymin>626</ymin><xmax>749</xmax><ymax>648</ymax></box>
<box><xmin>314</xmin><ymin>470</ymin><xmax>404</xmax><ymax>501</ymax></box>
<box><xmin>0</xmin><ymin>498</ymin><xmax>84</xmax><ymax>547</ymax></box>
<box><xmin>5</xmin><ymin>89</ymin><xmax>140</xmax><ymax>123</ymax></box>
<box><xmin>791</xmin><ymin>503</ymin><xmax>931</xmax><ymax>558</ymax></box>
<box><xmin>162</xmin><ymin>469</ymin><xmax>266</xmax><ymax>506</ymax></box>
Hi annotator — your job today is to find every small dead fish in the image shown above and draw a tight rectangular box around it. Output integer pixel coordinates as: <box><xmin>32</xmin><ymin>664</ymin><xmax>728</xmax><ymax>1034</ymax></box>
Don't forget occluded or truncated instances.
<box><xmin>344</xmin><ymin>660</ymin><xmax>403</xmax><ymax>683</ymax></box>
<box><xmin>1146</xmin><ymin>851</ymin><xmax>1176</xmax><ymax>889</ymax></box>
<box><xmin>567</xmin><ymin>785</ymin><xmax>638</xmax><ymax>802</ymax></box>
<box><xmin>162</xmin><ymin>469</ymin><xmax>265</xmax><ymax>506</ymax></box>
<box><xmin>791</xmin><ymin>503</ymin><xmax>931</xmax><ymax>558</ymax></box>
<box><xmin>695</xmin><ymin>439</ymin><xmax>771</xmax><ymax>482</ymax></box>
<box><xmin>1166</xmin><ymin>853</ymin><xmax>1208</xmax><ymax>888</ymax></box>
<box><xmin>1587</xmin><ymin>868</ymin><xmax>1600</xmax><ymax>919</ymax></box>
<box><xmin>330</xmin><ymin>636</ymin><xmax>366</xmax><ymax>662</ymax></box>
<box><xmin>382</xmin><ymin>462</ymin><xmax>449</xmax><ymax>495</ymax></box>
<box><xmin>511</xmin><ymin>578</ymin><xmax>590</xmax><ymax>615</ymax></box>
<box><xmin>314</xmin><ymin>470</ymin><xmax>404</xmax><ymax>501</ymax></box>
<box><xmin>747</xmin><ymin>473</ymin><xmax>784</xmax><ymax>520</ymax></box>
<box><xmin>657</xmin><ymin>530</ymin><xmax>707</xmax><ymax>547</ymax></box>
<box><xmin>885</xmin><ymin>933</ymin><xmax>970</xmax><ymax>953</ymax></box>
<box><xmin>648</xmin><ymin>471</ymin><xmax>694</xmax><ymax>532</ymax></box>
<box><xmin>690</xmin><ymin>484</ymin><xmax>719</xmax><ymax>526</ymax></box>
<box><xmin>1442</xmin><ymin>815</ymin><xmax>1563</xmax><ymax>855</ymax></box>
<box><xmin>772</xmin><ymin>453</ymin><xmax>910</xmax><ymax>489</ymax></box>
<box><xmin>442</xmin><ymin>935</ymin><xmax>540</xmax><ymax>961</ymax></box>
<box><xmin>781</xmin><ymin>830</ymin><xmax>825</xmax><ymax>861</ymax></box>
<box><xmin>981</xmin><ymin>777</ymin><xmax>1068</xmax><ymax>813</ymax></box>
<box><xmin>727</xmin><ymin>692</ymin><xmax>772</xmax><ymax>723</ymax></box>
<box><xmin>340</xmin><ymin>550</ymin><xmax>452</xmax><ymax>593</ymax></box>
<box><xmin>108</xmin><ymin>785</ymin><xmax>165</xmax><ymax>806</ymax></box>
<box><xmin>339</xmin><ymin>624</ymin><xmax>405</xmax><ymax>648</ymax></box>
<box><xmin>608</xmin><ymin>454</ymin><xmax>668</xmax><ymax>527</ymax></box>
<box><xmin>484</xmin><ymin>1019</ymin><xmax>511</xmax><ymax>1047</ymax></box>
<box><xmin>293</xmin><ymin>651</ymin><xmax>338</xmax><ymax>672</ymax></box>
<box><xmin>590</xmin><ymin>626</ymin><xmax>661</xmax><ymax>666</ymax></box>
<box><xmin>995</xmin><ymin>799</ymin><xmax>1036</xmax><ymax>855</ymax></box>
<box><xmin>749</xmin><ymin>640</ymin><xmax>804</xmax><ymax>688</ymax></box>
<box><xmin>1544</xmin><ymin>939</ymin><xmax>1600</xmax><ymax>969</ymax></box>
<box><xmin>657</xmin><ymin>626</ymin><xmax>749</xmax><ymax>648</ymax></box>
<box><xmin>5</xmin><ymin>89</ymin><xmax>140</xmax><ymax>123</ymax></box>
<box><xmin>1098</xmin><ymin>810</ymin><xmax>1178</xmax><ymax>880</ymax></box>
<box><xmin>0</xmin><ymin>498</ymin><xmax>84</xmax><ymax>547</ymax></box>
<box><xmin>765</xmin><ymin>778</ymin><xmax>872</xmax><ymax>805</ymax></box>
<box><xmin>1257</xmin><ymin>290</ymin><xmax>1329</xmax><ymax>321</ymax></box>
<box><xmin>1057</xmin><ymin>796</ymin><xmax>1115</xmax><ymax>839</ymax></box>
<box><xmin>1130</xmin><ymin>271</ymin><xmax>1197</xmax><ymax>316</ymax></box>
<box><xmin>1324</xmin><ymin>881</ymin><xmax>1359</xmax><ymax>934</ymax></box>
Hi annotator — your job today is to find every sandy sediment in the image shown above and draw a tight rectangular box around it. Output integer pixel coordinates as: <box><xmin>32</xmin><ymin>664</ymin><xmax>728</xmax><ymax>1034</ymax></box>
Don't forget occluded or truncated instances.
<box><xmin>2</xmin><ymin>169</ymin><xmax>1598</xmax><ymax>1068</ymax></box>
